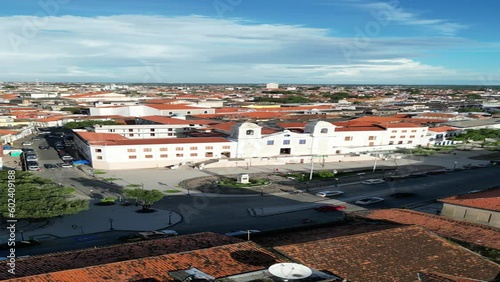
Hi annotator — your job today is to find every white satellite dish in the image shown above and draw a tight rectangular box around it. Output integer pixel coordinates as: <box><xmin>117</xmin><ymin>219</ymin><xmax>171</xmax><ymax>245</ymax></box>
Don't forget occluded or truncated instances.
<box><xmin>268</xmin><ymin>263</ymin><xmax>312</xmax><ymax>281</ymax></box>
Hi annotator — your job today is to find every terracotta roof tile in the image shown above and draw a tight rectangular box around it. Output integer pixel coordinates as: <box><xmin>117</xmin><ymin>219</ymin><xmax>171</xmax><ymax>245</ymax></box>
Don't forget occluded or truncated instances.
<box><xmin>4</xmin><ymin>241</ymin><xmax>283</xmax><ymax>282</ymax></box>
<box><xmin>417</xmin><ymin>271</ymin><xmax>487</xmax><ymax>282</ymax></box>
<box><xmin>439</xmin><ymin>187</ymin><xmax>500</xmax><ymax>212</ymax></box>
<box><xmin>354</xmin><ymin>208</ymin><xmax>500</xmax><ymax>250</ymax></box>
<box><xmin>138</xmin><ymin>116</ymin><xmax>208</xmax><ymax>125</ymax></box>
<box><xmin>0</xmin><ymin>232</ymin><xmax>242</xmax><ymax>280</ymax></box>
<box><xmin>146</xmin><ymin>104</ymin><xmax>210</xmax><ymax>110</ymax></box>
<box><xmin>275</xmin><ymin>226</ymin><xmax>500</xmax><ymax>282</ymax></box>
<box><xmin>429</xmin><ymin>126</ymin><xmax>460</xmax><ymax>132</ymax></box>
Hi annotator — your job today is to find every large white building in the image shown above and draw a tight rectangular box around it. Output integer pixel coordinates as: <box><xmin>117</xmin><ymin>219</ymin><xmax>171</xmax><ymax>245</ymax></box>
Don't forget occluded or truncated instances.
<box><xmin>88</xmin><ymin>104</ymin><xmax>215</xmax><ymax>117</ymax></box>
<box><xmin>73</xmin><ymin>120</ymin><xmax>429</xmax><ymax>170</ymax></box>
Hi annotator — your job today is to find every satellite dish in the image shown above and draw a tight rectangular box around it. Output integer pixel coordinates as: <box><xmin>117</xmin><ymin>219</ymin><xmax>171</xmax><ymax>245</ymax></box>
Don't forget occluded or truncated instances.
<box><xmin>268</xmin><ymin>263</ymin><xmax>312</xmax><ymax>281</ymax></box>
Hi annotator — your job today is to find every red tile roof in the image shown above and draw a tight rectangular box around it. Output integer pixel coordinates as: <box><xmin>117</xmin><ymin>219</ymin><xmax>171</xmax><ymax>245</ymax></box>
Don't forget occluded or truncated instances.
<box><xmin>146</xmin><ymin>104</ymin><xmax>210</xmax><ymax>110</ymax></box>
<box><xmin>75</xmin><ymin>131</ymin><xmax>231</xmax><ymax>146</ymax></box>
<box><xmin>5</xmin><ymin>241</ymin><xmax>283</xmax><ymax>282</ymax></box>
<box><xmin>275</xmin><ymin>226</ymin><xmax>500</xmax><ymax>282</ymax></box>
<box><xmin>377</xmin><ymin>122</ymin><xmax>423</xmax><ymax>128</ymax></box>
<box><xmin>429</xmin><ymin>126</ymin><xmax>460</xmax><ymax>132</ymax></box>
<box><xmin>439</xmin><ymin>188</ymin><xmax>500</xmax><ymax>212</ymax></box>
<box><xmin>138</xmin><ymin>116</ymin><xmax>207</xmax><ymax>125</ymax></box>
<box><xmin>0</xmin><ymin>232</ymin><xmax>241</xmax><ymax>280</ymax></box>
<box><xmin>0</xmin><ymin>129</ymin><xmax>18</xmax><ymax>135</ymax></box>
<box><xmin>354</xmin><ymin>209</ymin><xmax>500</xmax><ymax>250</ymax></box>
<box><xmin>275</xmin><ymin>122</ymin><xmax>307</xmax><ymax>129</ymax></box>
<box><xmin>417</xmin><ymin>271</ymin><xmax>487</xmax><ymax>282</ymax></box>
<box><xmin>335</xmin><ymin>126</ymin><xmax>385</xmax><ymax>131</ymax></box>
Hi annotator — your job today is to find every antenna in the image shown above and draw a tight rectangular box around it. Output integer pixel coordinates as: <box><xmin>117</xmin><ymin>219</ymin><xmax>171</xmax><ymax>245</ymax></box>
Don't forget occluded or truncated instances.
<box><xmin>268</xmin><ymin>263</ymin><xmax>312</xmax><ymax>282</ymax></box>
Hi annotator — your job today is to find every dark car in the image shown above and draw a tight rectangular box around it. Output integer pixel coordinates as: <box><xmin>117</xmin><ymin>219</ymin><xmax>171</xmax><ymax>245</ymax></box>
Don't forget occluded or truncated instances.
<box><xmin>44</xmin><ymin>164</ymin><xmax>58</xmax><ymax>169</ymax></box>
<box><xmin>39</xmin><ymin>145</ymin><xmax>50</xmax><ymax>150</ymax></box>
<box><xmin>0</xmin><ymin>240</ymin><xmax>40</xmax><ymax>250</ymax></box>
<box><xmin>390</xmin><ymin>192</ymin><xmax>416</xmax><ymax>198</ymax></box>
<box><xmin>314</xmin><ymin>205</ymin><xmax>347</xmax><ymax>212</ymax></box>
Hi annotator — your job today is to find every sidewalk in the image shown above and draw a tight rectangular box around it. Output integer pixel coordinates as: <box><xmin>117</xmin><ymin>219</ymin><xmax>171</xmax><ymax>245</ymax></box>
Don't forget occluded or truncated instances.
<box><xmin>0</xmin><ymin>200</ymin><xmax>181</xmax><ymax>241</ymax></box>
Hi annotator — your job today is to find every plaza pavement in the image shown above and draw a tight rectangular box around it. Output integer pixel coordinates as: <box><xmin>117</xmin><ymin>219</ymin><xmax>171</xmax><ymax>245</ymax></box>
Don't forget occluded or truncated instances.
<box><xmin>0</xmin><ymin>200</ymin><xmax>181</xmax><ymax>242</ymax></box>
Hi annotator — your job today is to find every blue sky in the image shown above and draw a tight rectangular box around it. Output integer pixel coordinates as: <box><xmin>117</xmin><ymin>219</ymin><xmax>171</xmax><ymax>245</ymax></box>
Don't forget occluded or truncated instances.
<box><xmin>0</xmin><ymin>0</ymin><xmax>499</xmax><ymax>84</ymax></box>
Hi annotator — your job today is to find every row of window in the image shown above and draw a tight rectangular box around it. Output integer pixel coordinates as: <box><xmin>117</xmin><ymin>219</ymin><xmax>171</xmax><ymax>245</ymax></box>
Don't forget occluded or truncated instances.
<box><xmin>267</xmin><ymin>140</ymin><xmax>307</xmax><ymax>145</ymax></box>
<box><xmin>95</xmin><ymin>146</ymin><xmax>230</xmax><ymax>153</ymax></box>
<box><xmin>96</xmin><ymin>153</ymin><xmax>209</xmax><ymax>160</ymax></box>
<box><xmin>391</xmin><ymin>129</ymin><xmax>419</xmax><ymax>133</ymax></box>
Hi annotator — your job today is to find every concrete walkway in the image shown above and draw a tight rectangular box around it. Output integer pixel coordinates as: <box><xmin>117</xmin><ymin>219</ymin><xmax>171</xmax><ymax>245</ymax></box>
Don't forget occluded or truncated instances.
<box><xmin>0</xmin><ymin>200</ymin><xmax>181</xmax><ymax>241</ymax></box>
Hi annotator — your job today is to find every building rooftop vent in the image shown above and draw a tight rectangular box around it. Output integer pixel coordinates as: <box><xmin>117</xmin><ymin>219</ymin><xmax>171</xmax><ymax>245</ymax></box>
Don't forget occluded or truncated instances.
<box><xmin>169</xmin><ymin>267</ymin><xmax>215</xmax><ymax>282</ymax></box>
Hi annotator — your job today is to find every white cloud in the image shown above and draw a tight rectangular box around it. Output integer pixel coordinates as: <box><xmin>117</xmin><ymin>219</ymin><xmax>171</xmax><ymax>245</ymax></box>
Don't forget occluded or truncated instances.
<box><xmin>0</xmin><ymin>14</ymin><xmax>488</xmax><ymax>84</ymax></box>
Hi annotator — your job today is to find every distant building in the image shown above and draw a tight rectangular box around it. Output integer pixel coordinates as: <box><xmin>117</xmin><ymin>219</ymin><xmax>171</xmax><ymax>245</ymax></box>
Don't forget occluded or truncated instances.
<box><xmin>266</xmin><ymin>83</ymin><xmax>279</xmax><ymax>89</ymax></box>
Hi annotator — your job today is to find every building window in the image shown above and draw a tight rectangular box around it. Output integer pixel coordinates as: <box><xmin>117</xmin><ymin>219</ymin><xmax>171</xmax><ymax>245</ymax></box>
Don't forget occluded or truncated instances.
<box><xmin>390</xmin><ymin>136</ymin><xmax>396</xmax><ymax>139</ymax></box>
<box><xmin>96</xmin><ymin>156</ymin><xmax>103</xmax><ymax>160</ymax></box>
<box><xmin>127</xmin><ymin>149</ymin><xmax>136</xmax><ymax>152</ymax></box>
<box><xmin>176</xmin><ymin>147</ymin><xmax>184</xmax><ymax>151</ymax></box>
<box><xmin>246</xmin><ymin>130</ymin><xmax>254</xmax><ymax>135</ymax></box>
<box><xmin>143</xmin><ymin>148</ymin><xmax>152</xmax><ymax>152</ymax></box>
<box><xmin>160</xmin><ymin>154</ymin><xmax>168</xmax><ymax>158</ymax></box>
<box><xmin>408</xmin><ymin>141</ymin><xmax>413</xmax><ymax>144</ymax></box>
<box><xmin>409</xmin><ymin>135</ymin><xmax>415</xmax><ymax>138</ymax></box>
<box><xmin>299</xmin><ymin>139</ymin><xmax>306</xmax><ymax>144</ymax></box>
<box><xmin>320</xmin><ymin>128</ymin><xmax>328</xmax><ymax>133</ymax></box>
<box><xmin>398</xmin><ymin>141</ymin><xmax>403</xmax><ymax>145</ymax></box>
<box><xmin>190</xmin><ymin>146</ymin><xmax>198</xmax><ymax>150</ymax></box>
<box><xmin>400</xmin><ymin>136</ymin><xmax>405</xmax><ymax>138</ymax></box>
<box><xmin>168</xmin><ymin>128</ymin><xmax>173</xmax><ymax>131</ymax></box>
<box><xmin>368</xmin><ymin>136</ymin><xmax>376</xmax><ymax>140</ymax></box>
<box><xmin>402</xmin><ymin>130</ymin><xmax>408</xmax><ymax>133</ymax></box>
<box><xmin>206</xmin><ymin>146</ymin><xmax>213</xmax><ymax>150</ymax></box>
<box><xmin>284</xmin><ymin>134</ymin><xmax>290</xmax><ymax>137</ymax></box>
<box><xmin>150</xmin><ymin>128</ymin><xmax>155</xmax><ymax>132</ymax></box>
<box><xmin>389</xmin><ymin>141</ymin><xmax>394</xmax><ymax>145</ymax></box>
<box><xmin>176</xmin><ymin>153</ymin><xmax>183</xmax><ymax>157</ymax></box>
<box><xmin>369</xmin><ymin>142</ymin><xmax>374</xmax><ymax>146</ymax></box>
<box><xmin>95</xmin><ymin>149</ymin><xmax>102</xmax><ymax>153</ymax></box>
<box><xmin>190</xmin><ymin>153</ymin><xmax>198</xmax><ymax>157</ymax></box>
<box><xmin>421</xmin><ymin>135</ymin><xmax>424</xmax><ymax>137</ymax></box>
<box><xmin>205</xmin><ymin>152</ymin><xmax>213</xmax><ymax>157</ymax></box>
<box><xmin>160</xmin><ymin>147</ymin><xmax>168</xmax><ymax>151</ymax></box>
<box><xmin>391</xmin><ymin>130</ymin><xmax>397</xmax><ymax>133</ymax></box>
<box><xmin>187</xmin><ymin>111</ymin><xmax>191</xmax><ymax>114</ymax></box>
<box><xmin>222</xmin><ymin>145</ymin><xmax>230</xmax><ymax>149</ymax></box>
<box><xmin>283</xmin><ymin>140</ymin><xmax>290</xmax><ymax>145</ymax></box>
<box><xmin>168</xmin><ymin>133</ymin><xmax>173</xmax><ymax>136</ymax></box>
<box><xmin>335</xmin><ymin>150</ymin><xmax>341</xmax><ymax>154</ymax></box>
<box><xmin>129</xmin><ymin>134</ymin><xmax>134</xmax><ymax>137</ymax></box>
<box><xmin>267</xmin><ymin>140</ymin><xmax>274</xmax><ymax>145</ymax></box>
<box><xmin>411</xmin><ymin>130</ymin><xmax>417</xmax><ymax>132</ymax></box>
<box><xmin>150</xmin><ymin>133</ymin><xmax>155</xmax><ymax>137</ymax></box>
<box><xmin>145</xmin><ymin>155</ymin><xmax>153</xmax><ymax>158</ymax></box>
<box><xmin>129</xmin><ymin>155</ymin><xmax>137</xmax><ymax>159</ymax></box>
<box><xmin>344</xmin><ymin>136</ymin><xmax>353</xmax><ymax>141</ymax></box>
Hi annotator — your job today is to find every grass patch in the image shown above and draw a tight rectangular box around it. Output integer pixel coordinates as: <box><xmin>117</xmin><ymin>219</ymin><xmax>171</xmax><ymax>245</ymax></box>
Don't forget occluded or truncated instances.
<box><xmin>127</xmin><ymin>184</ymin><xmax>142</xmax><ymax>188</ymax></box>
<box><xmin>92</xmin><ymin>170</ymin><xmax>107</xmax><ymax>175</ymax></box>
<box><xmin>165</xmin><ymin>189</ymin><xmax>180</xmax><ymax>193</ymax></box>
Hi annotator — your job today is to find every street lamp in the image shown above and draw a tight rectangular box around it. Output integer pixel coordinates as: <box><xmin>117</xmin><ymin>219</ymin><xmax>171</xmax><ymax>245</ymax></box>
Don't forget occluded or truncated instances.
<box><xmin>453</xmin><ymin>161</ymin><xmax>458</xmax><ymax>170</ymax></box>
<box><xmin>109</xmin><ymin>218</ymin><xmax>114</xmax><ymax>231</ymax></box>
<box><xmin>187</xmin><ymin>187</ymin><xmax>190</xmax><ymax>195</ymax></box>
<box><xmin>168</xmin><ymin>212</ymin><xmax>172</xmax><ymax>225</ymax></box>
<box><xmin>260</xmin><ymin>187</ymin><xmax>264</xmax><ymax>196</ymax></box>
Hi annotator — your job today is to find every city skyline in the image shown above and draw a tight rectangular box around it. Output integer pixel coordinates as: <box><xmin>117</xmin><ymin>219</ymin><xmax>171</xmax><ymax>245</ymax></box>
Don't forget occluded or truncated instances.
<box><xmin>0</xmin><ymin>0</ymin><xmax>499</xmax><ymax>85</ymax></box>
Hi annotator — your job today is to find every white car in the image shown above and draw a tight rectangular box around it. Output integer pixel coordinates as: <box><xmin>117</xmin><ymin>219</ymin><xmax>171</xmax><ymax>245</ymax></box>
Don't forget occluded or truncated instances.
<box><xmin>361</xmin><ymin>179</ymin><xmax>385</xmax><ymax>185</ymax></box>
<box><xmin>315</xmin><ymin>191</ymin><xmax>344</xmax><ymax>197</ymax></box>
<box><xmin>58</xmin><ymin>163</ymin><xmax>73</xmax><ymax>168</ymax></box>
<box><xmin>355</xmin><ymin>197</ymin><xmax>385</xmax><ymax>205</ymax></box>
<box><xmin>158</xmin><ymin>229</ymin><xmax>178</xmax><ymax>236</ymax></box>
<box><xmin>22</xmin><ymin>141</ymin><xmax>33</xmax><ymax>146</ymax></box>
<box><xmin>225</xmin><ymin>230</ymin><xmax>260</xmax><ymax>237</ymax></box>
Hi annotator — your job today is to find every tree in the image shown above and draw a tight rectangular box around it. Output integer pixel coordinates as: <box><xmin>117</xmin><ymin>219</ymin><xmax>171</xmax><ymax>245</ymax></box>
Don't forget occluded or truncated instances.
<box><xmin>0</xmin><ymin>171</ymin><xmax>89</xmax><ymax>219</ymax></box>
<box><xmin>123</xmin><ymin>188</ymin><xmax>165</xmax><ymax>210</ymax></box>
<box><xmin>60</xmin><ymin>107</ymin><xmax>82</xmax><ymax>114</ymax></box>
<box><xmin>64</xmin><ymin>120</ymin><xmax>122</xmax><ymax>129</ymax></box>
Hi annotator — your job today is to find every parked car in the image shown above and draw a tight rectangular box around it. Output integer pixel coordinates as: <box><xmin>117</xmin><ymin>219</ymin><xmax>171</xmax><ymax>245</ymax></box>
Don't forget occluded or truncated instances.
<box><xmin>361</xmin><ymin>179</ymin><xmax>385</xmax><ymax>185</ymax></box>
<box><xmin>26</xmin><ymin>161</ymin><xmax>41</xmax><ymax>171</ymax></box>
<box><xmin>25</xmin><ymin>154</ymin><xmax>38</xmax><ymax>162</ymax></box>
<box><xmin>44</xmin><ymin>164</ymin><xmax>58</xmax><ymax>169</ymax></box>
<box><xmin>0</xmin><ymin>240</ymin><xmax>40</xmax><ymax>250</ymax></box>
<box><xmin>355</xmin><ymin>197</ymin><xmax>385</xmax><ymax>205</ymax></box>
<box><xmin>315</xmin><ymin>191</ymin><xmax>344</xmax><ymax>197</ymax></box>
<box><xmin>21</xmin><ymin>147</ymin><xmax>35</xmax><ymax>153</ymax></box>
<box><xmin>224</xmin><ymin>230</ymin><xmax>260</xmax><ymax>237</ymax></box>
<box><xmin>61</xmin><ymin>155</ymin><xmax>74</xmax><ymax>161</ymax></box>
<box><xmin>314</xmin><ymin>205</ymin><xmax>347</xmax><ymax>212</ymax></box>
<box><xmin>21</xmin><ymin>141</ymin><xmax>33</xmax><ymax>146</ymax></box>
<box><xmin>39</xmin><ymin>145</ymin><xmax>50</xmax><ymax>150</ymax></box>
<box><xmin>58</xmin><ymin>163</ymin><xmax>73</xmax><ymax>168</ymax></box>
